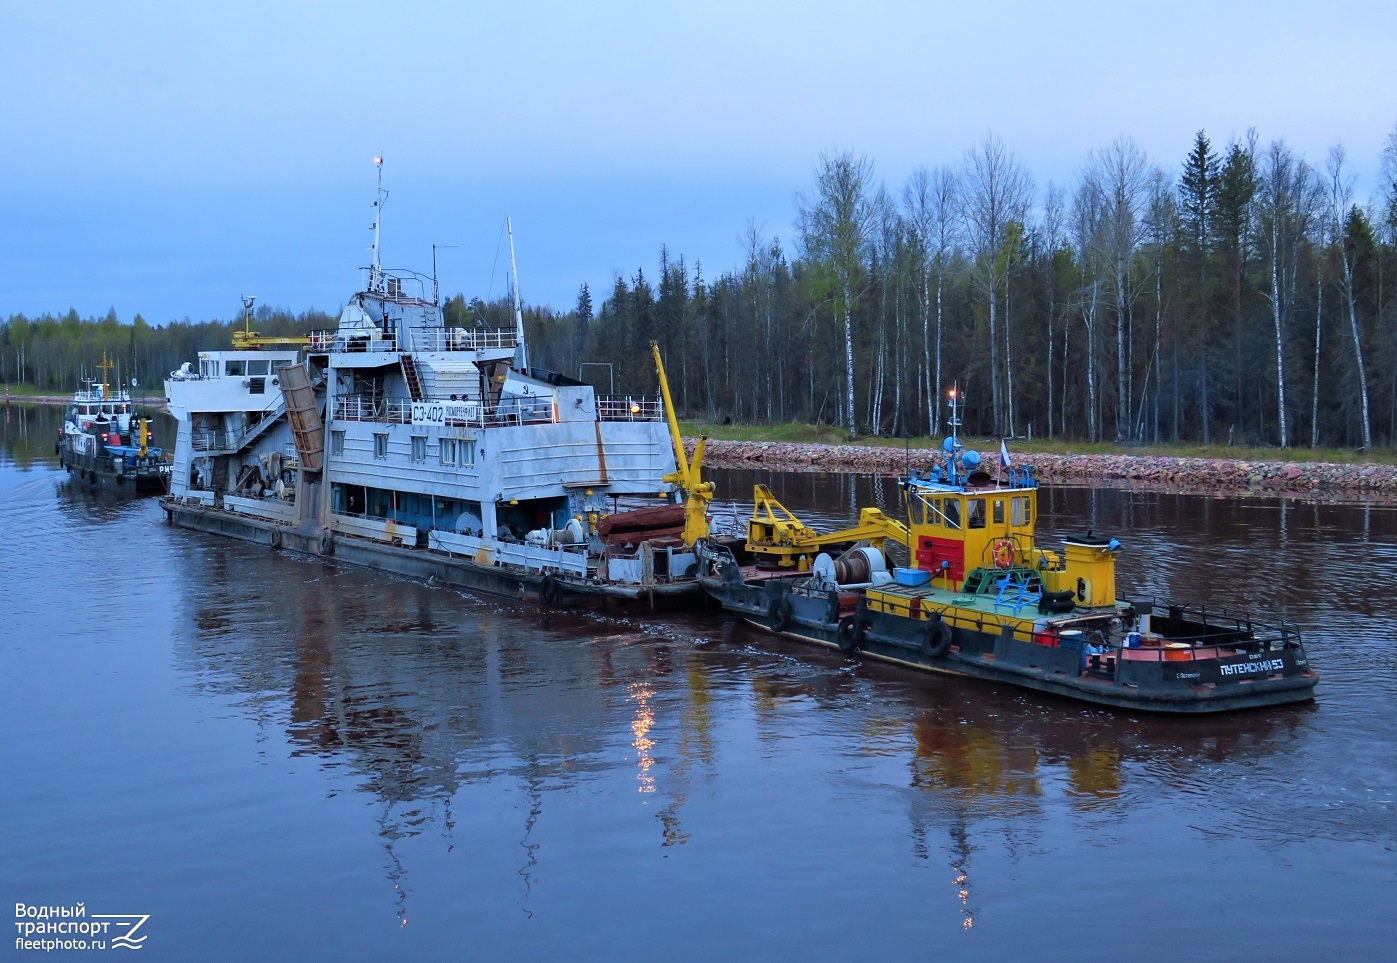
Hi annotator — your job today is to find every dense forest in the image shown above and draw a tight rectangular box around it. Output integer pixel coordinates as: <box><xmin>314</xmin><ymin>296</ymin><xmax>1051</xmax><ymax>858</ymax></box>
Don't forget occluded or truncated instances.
<box><xmin>5</xmin><ymin>126</ymin><xmax>1396</xmax><ymax>449</ymax></box>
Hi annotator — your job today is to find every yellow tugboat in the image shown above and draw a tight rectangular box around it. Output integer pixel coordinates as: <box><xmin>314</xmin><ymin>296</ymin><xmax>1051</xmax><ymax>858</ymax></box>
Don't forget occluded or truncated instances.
<box><xmin>697</xmin><ymin>389</ymin><xmax>1319</xmax><ymax>714</ymax></box>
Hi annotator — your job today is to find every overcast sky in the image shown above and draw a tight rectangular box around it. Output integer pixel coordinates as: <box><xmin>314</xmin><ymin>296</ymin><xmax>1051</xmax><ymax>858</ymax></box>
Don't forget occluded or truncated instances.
<box><xmin>3</xmin><ymin>0</ymin><xmax>1394</xmax><ymax>324</ymax></box>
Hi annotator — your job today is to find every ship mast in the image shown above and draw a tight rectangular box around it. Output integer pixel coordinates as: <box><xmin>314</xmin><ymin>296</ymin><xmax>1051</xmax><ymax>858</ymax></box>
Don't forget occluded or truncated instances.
<box><xmin>507</xmin><ymin>217</ymin><xmax>529</xmax><ymax>372</ymax></box>
<box><xmin>371</xmin><ymin>155</ymin><xmax>386</xmax><ymax>292</ymax></box>
<box><xmin>97</xmin><ymin>352</ymin><xmax>114</xmax><ymax>402</ymax></box>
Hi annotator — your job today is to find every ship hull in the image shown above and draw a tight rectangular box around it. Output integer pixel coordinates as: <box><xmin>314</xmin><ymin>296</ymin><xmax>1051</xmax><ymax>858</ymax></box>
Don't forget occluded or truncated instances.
<box><xmin>61</xmin><ymin>451</ymin><xmax>168</xmax><ymax>495</ymax></box>
<box><xmin>165</xmin><ymin>499</ymin><xmax>701</xmax><ymax>614</ymax></box>
<box><xmin>700</xmin><ymin>573</ymin><xmax>1319</xmax><ymax>715</ymax></box>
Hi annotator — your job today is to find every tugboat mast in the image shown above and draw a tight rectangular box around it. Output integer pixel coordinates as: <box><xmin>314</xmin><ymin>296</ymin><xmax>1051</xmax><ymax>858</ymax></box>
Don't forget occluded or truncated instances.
<box><xmin>944</xmin><ymin>384</ymin><xmax>965</xmax><ymax>485</ymax></box>
<box><xmin>507</xmin><ymin>217</ymin><xmax>529</xmax><ymax>372</ymax></box>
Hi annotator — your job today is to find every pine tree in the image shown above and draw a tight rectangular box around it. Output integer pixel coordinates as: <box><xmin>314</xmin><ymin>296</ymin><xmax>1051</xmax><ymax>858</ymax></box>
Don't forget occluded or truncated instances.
<box><xmin>1178</xmin><ymin>131</ymin><xmax>1218</xmax><ymax>442</ymax></box>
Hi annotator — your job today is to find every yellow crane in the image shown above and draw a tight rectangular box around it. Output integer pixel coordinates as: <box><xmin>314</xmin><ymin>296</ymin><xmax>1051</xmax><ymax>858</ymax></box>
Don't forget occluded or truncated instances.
<box><xmin>745</xmin><ymin>484</ymin><xmax>910</xmax><ymax>569</ymax></box>
<box><xmin>651</xmin><ymin>341</ymin><xmax>713</xmax><ymax>545</ymax></box>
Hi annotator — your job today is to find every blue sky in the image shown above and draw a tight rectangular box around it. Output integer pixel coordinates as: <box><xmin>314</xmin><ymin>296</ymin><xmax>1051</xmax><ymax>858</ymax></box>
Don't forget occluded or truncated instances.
<box><xmin>3</xmin><ymin>0</ymin><xmax>1394</xmax><ymax>324</ymax></box>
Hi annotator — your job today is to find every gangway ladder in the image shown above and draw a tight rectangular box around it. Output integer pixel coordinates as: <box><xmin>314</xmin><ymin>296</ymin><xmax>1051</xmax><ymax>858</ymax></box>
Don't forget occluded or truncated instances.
<box><xmin>400</xmin><ymin>354</ymin><xmax>424</xmax><ymax>402</ymax></box>
<box><xmin>274</xmin><ymin>363</ymin><xmax>325</xmax><ymax>473</ymax></box>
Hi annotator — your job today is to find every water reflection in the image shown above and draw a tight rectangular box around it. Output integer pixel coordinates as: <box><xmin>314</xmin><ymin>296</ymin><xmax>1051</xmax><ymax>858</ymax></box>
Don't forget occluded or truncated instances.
<box><xmin>8</xmin><ymin>407</ymin><xmax>1397</xmax><ymax>956</ymax></box>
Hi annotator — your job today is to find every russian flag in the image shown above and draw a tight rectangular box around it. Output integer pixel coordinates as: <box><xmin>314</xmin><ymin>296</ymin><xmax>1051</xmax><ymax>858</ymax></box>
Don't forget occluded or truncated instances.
<box><xmin>999</xmin><ymin>439</ymin><xmax>1011</xmax><ymax>469</ymax></box>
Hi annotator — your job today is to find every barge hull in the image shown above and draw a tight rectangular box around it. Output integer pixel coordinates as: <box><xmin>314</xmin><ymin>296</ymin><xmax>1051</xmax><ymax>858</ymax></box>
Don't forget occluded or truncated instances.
<box><xmin>165</xmin><ymin>501</ymin><xmax>700</xmax><ymax>613</ymax></box>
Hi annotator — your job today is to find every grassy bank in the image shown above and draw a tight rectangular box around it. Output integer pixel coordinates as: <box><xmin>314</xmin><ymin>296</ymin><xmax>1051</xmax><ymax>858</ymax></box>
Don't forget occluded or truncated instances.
<box><xmin>3</xmin><ymin>383</ymin><xmax>70</xmax><ymax>398</ymax></box>
<box><xmin>679</xmin><ymin>421</ymin><xmax>1396</xmax><ymax>466</ymax></box>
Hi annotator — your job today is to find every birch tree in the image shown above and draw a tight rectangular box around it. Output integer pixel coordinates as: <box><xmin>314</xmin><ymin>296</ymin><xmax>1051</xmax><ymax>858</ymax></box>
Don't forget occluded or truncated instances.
<box><xmin>1326</xmin><ymin>144</ymin><xmax>1372</xmax><ymax>450</ymax></box>
<box><xmin>798</xmin><ymin>151</ymin><xmax>876</xmax><ymax>436</ymax></box>
<box><xmin>1256</xmin><ymin>141</ymin><xmax>1318</xmax><ymax>448</ymax></box>
<box><xmin>1083</xmin><ymin>137</ymin><xmax>1151</xmax><ymax>440</ymax></box>
<box><xmin>962</xmin><ymin>134</ymin><xmax>1032</xmax><ymax>435</ymax></box>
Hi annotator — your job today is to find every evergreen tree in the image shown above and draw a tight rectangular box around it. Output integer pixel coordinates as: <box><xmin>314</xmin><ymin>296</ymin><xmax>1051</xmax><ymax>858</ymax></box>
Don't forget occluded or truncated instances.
<box><xmin>1178</xmin><ymin>131</ymin><xmax>1219</xmax><ymax>442</ymax></box>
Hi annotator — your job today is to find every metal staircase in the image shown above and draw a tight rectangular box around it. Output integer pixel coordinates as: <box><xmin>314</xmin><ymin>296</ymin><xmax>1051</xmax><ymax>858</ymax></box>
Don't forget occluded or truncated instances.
<box><xmin>400</xmin><ymin>354</ymin><xmax>424</xmax><ymax>402</ymax></box>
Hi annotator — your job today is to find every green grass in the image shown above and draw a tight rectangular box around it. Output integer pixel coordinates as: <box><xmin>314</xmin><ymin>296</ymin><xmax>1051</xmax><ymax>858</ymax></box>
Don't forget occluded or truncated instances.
<box><xmin>680</xmin><ymin>421</ymin><xmax>1396</xmax><ymax>465</ymax></box>
<box><xmin>3</xmin><ymin>383</ymin><xmax>70</xmax><ymax>398</ymax></box>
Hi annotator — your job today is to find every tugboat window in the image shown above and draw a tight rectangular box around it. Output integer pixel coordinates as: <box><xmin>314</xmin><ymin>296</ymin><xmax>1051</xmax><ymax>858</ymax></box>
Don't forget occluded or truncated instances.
<box><xmin>330</xmin><ymin>430</ymin><xmax>344</xmax><ymax>455</ymax></box>
<box><xmin>225</xmin><ymin>360</ymin><xmax>246</xmax><ymax>377</ymax></box>
<box><xmin>968</xmin><ymin>498</ymin><xmax>986</xmax><ymax>529</ymax></box>
<box><xmin>247</xmin><ymin>359</ymin><xmax>270</xmax><ymax>376</ymax></box>
<box><xmin>993</xmin><ymin>499</ymin><xmax>1005</xmax><ymax>525</ymax></box>
<box><xmin>944</xmin><ymin>499</ymin><xmax>961</xmax><ymax>529</ymax></box>
<box><xmin>1012</xmin><ymin>497</ymin><xmax>1031</xmax><ymax>526</ymax></box>
<box><xmin>374</xmin><ymin>433</ymin><xmax>388</xmax><ymax>459</ymax></box>
<box><xmin>411</xmin><ymin>435</ymin><xmax>427</xmax><ymax>462</ymax></box>
<box><xmin>459</xmin><ymin>440</ymin><xmax>476</xmax><ymax>467</ymax></box>
<box><xmin>440</xmin><ymin>438</ymin><xmax>457</xmax><ymax>465</ymax></box>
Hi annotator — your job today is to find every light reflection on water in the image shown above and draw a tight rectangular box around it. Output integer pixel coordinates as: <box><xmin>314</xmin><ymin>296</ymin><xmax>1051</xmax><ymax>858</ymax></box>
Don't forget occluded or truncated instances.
<box><xmin>3</xmin><ymin>420</ymin><xmax>1396</xmax><ymax>961</ymax></box>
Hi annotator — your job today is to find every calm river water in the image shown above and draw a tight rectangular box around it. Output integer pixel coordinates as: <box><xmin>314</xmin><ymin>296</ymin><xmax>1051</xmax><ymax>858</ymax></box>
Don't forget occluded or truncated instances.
<box><xmin>3</xmin><ymin>402</ymin><xmax>1395</xmax><ymax>961</ymax></box>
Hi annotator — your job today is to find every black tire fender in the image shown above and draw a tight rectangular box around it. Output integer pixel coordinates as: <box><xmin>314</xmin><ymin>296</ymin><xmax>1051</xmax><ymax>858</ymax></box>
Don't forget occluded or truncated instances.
<box><xmin>922</xmin><ymin>617</ymin><xmax>953</xmax><ymax>658</ymax></box>
<box><xmin>837</xmin><ymin>614</ymin><xmax>864</xmax><ymax>652</ymax></box>
<box><xmin>539</xmin><ymin>574</ymin><xmax>559</xmax><ymax>606</ymax></box>
<box><xmin>269</xmin><ymin>527</ymin><xmax>282</xmax><ymax>550</ymax></box>
<box><xmin>318</xmin><ymin>528</ymin><xmax>334</xmax><ymax>555</ymax></box>
<box><xmin>768</xmin><ymin>595</ymin><xmax>793</xmax><ymax>633</ymax></box>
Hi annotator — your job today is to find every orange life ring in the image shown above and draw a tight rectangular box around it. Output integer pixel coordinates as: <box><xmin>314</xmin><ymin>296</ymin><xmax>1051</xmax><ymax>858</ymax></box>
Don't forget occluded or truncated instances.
<box><xmin>992</xmin><ymin>538</ymin><xmax>1016</xmax><ymax>569</ymax></box>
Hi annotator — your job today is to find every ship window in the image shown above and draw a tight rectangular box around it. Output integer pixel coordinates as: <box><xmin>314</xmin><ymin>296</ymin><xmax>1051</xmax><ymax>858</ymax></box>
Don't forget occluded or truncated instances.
<box><xmin>225</xmin><ymin>360</ymin><xmax>246</xmax><ymax>377</ymax></box>
<box><xmin>374</xmin><ymin>432</ymin><xmax>388</xmax><ymax>459</ymax></box>
<box><xmin>330</xmin><ymin>430</ymin><xmax>344</xmax><ymax>455</ymax></box>
<box><xmin>1012</xmin><ymin>496</ymin><xmax>1031</xmax><ymax>527</ymax></box>
<box><xmin>943</xmin><ymin>499</ymin><xmax>961</xmax><ymax>529</ymax></box>
<box><xmin>411</xmin><ymin>435</ymin><xmax>427</xmax><ymax>462</ymax></box>
<box><xmin>993</xmin><ymin>499</ymin><xmax>1005</xmax><ymax>525</ymax></box>
<box><xmin>459</xmin><ymin>440</ymin><xmax>476</xmax><ymax>467</ymax></box>
<box><xmin>440</xmin><ymin>438</ymin><xmax>457</xmax><ymax>465</ymax></box>
<box><xmin>247</xmin><ymin>359</ymin><xmax>270</xmax><ymax>376</ymax></box>
<box><xmin>967</xmin><ymin>498</ymin><xmax>986</xmax><ymax>529</ymax></box>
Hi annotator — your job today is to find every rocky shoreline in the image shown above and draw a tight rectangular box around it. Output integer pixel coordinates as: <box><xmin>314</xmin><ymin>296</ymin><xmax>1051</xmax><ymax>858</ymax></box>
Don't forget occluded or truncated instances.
<box><xmin>690</xmin><ymin>438</ymin><xmax>1397</xmax><ymax>499</ymax></box>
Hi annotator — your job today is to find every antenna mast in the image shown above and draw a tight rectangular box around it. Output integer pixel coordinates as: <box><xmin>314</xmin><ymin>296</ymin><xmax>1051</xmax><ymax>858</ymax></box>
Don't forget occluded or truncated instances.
<box><xmin>507</xmin><ymin>217</ymin><xmax>529</xmax><ymax>372</ymax></box>
<box><xmin>371</xmin><ymin>155</ymin><xmax>386</xmax><ymax>290</ymax></box>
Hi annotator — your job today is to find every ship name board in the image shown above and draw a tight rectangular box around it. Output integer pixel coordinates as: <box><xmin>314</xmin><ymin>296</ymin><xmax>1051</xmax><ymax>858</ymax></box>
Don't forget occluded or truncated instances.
<box><xmin>1219</xmin><ymin>658</ymin><xmax>1284</xmax><ymax>676</ymax></box>
<box><xmin>411</xmin><ymin>402</ymin><xmax>476</xmax><ymax>426</ymax></box>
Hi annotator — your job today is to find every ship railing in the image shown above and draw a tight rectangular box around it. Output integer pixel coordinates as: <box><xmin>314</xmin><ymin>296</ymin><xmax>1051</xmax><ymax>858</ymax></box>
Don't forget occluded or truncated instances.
<box><xmin>597</xmin><ymin>397</ymin><xmax>664</xmax><ymax>422</ymax></box>
<box><xmin>410</xmin><ymin>326</ymin><xmax>518</xmax><ymax>353</ymax></box>
<box><xmin>333</xmin><ymin>395</ymin><xmax>413</xmax><ymax>425</ymax></box>
<box><xmin>307</xmin><ymin>330</ymin><xmax>400</xmax><ymax>354</ymax></box>
<box><xmin>332</xmin><ymin>393</ymin><xmax>556</xmax><ymax>428</ymax></box>
<box><xmin>360</xmin><ymin>266</ymin><xmax>434</xmax><ymax>303</ymax></box>
<box><xmin>429</xmin><ymin>530</ymin><xmax>589</xmax><ymax>577</ymax></box>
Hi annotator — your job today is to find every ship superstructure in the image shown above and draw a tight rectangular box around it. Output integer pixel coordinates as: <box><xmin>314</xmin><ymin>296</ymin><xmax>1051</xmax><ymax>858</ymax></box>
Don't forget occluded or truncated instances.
<box><xmin>164</xmin><ymin>172</ymin><xmax>691</xmax><ymax>607</ymax></box>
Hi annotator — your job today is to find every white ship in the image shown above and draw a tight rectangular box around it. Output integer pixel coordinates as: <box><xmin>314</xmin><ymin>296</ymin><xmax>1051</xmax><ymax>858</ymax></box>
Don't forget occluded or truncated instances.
<box><xmin>163</xmin><ymin>168</ymin><xmax>704</xmax><ymax>610</ymax></box>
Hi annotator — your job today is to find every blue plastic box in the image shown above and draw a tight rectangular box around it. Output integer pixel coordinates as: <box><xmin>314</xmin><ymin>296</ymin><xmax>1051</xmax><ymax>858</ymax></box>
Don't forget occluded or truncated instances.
<box><xmin>894</xmin><ymin>567</ymin><xmax>930</xmax><ymax>587</ymax></box>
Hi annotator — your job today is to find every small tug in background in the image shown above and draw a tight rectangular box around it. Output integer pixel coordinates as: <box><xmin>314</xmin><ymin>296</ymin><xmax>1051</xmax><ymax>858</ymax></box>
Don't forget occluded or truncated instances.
<box><xmin>57</xmin><ymin>354</ymin><xmax>170</xmax><ymax>495</ymax></box>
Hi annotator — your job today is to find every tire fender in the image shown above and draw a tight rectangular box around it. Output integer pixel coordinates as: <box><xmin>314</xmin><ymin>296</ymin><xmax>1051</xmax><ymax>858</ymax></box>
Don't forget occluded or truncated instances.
<box><xmin>768</xmin><ymin>595</ymin><xmax>793</xmax><ymax>633</ymax></box>
<box><xmin>269</xmin><ymin>527</ymin><xmax>282</xmax><ymax>550</ymax></box>
<box><xmin>539</xmin><ymin>574</ymin><xmax>559</xmax><ymax>606</ymax></box>
<box><xmin>836</xmin><ymin>614</ymin><xmax>865</xmax><ymax>652</ymax></box>
<box><xmin>318</xmin><ymin>528</ymin><xmax>334</xmax><ymax>555</ymax></box>
<box><xmin>922</xmin><ymin>617</ymin><xmax>953</xmax><ymax>658</ymax></box>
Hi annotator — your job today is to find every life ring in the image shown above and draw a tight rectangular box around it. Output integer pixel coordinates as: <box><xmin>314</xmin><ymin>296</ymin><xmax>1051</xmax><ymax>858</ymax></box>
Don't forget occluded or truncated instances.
<box><xmin>768</xmin><ymin>595</ymin><xmax>793</xmax><ymax>633</ymax></box>
<box><xmin>992</xmin><ymin>538</ymin><xmax>1016</xmax><ymax>569</ymax></box>
<box><xmin>921</xmin><ymin>617</ymin><xmax>953</xmax><ymax>658</ymax></box>
<box><xmin>318</xmin><ymin>528</ymin><xmax>334</xmax><ymax>555</ymax></box>
<box><xmin>836</xmin><ymin>615</ymin><xmax>865</xmax><ymax>652</ymax></box>
<box><xmin>539</xmin><ymin>574</ymin><xmax>559</xmax><ymax>606</ymax></box>
<box><xmin>269</xmin><ymin>527</ymin><xmax>282</xmax><ymax>550</ymax></box>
